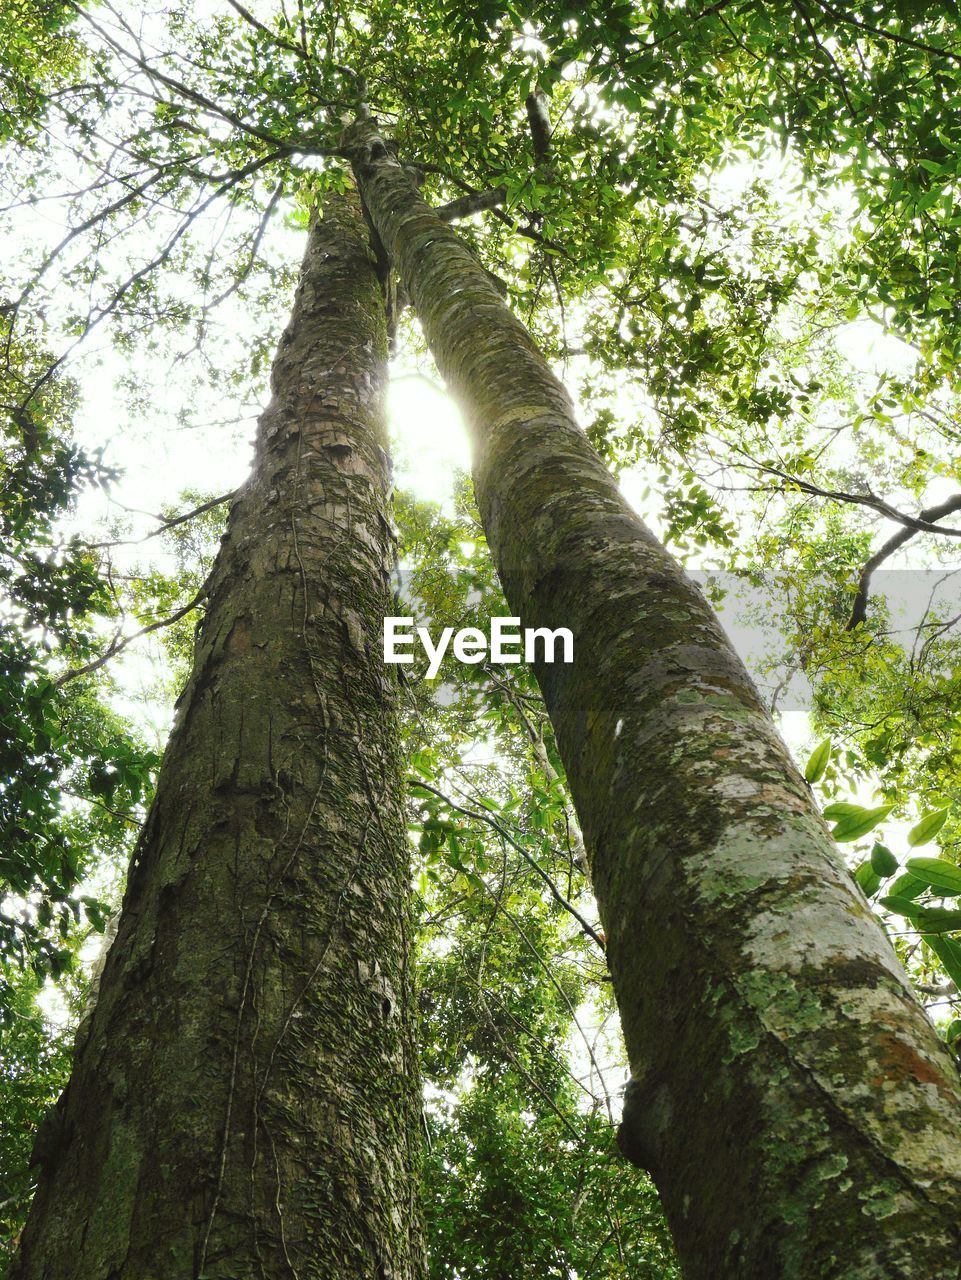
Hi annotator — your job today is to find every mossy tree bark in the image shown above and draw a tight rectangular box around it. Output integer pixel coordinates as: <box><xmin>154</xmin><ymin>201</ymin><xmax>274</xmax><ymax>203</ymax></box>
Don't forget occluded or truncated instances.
<box><xmin>13</xmin><ymin>194</ymin><xmax>426</xmax><ymax>1280</ymax></box>
<box><xmin>347</xmin><ymin>121</ymin><xmax>961</xmax><ymax>1279</ymax></box>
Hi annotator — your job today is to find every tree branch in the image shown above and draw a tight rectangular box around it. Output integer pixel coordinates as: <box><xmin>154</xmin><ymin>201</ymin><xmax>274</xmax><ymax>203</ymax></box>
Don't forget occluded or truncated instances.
<box><xmin>54</xmin><ymin>588</ymin><xmax>206</xmax><ymax>687</ymax></box>
<box><xmin>525</xmin><ymin>91</ymin><xmax>553</xmax><ymax>166</ymax></box>
<box><xmin>435</xmin><ymin>185</ymin><xmax>507</xmax><ymax>222</ymax></box>
<box><xmin>21</xmin><ymin>150</ymin><xmax>289</xmax><ymax>407</ymax></box>
<box><xmin>81</xmin><ymin>491</ymin><xmax>234</xmax><ymax>550</ymax></box>
<box><xmin>409</xmin><ymin>778</ymin><xmax>605</xmax><ymax>951</ymax></box>
<box><xmin>225</xmin><ymin>0</ymin><xmax>311</xmax><ymax>61</ymax></box>
<box><xmin>808</xmin><ymin>0</ymin><xmax>961</xmax><ymax>65</ymax></box>
<box><xmin>846</xmin><ymin>492</ymin><xmax>961</xmax><ymax>630</ymax></box>
<box><xmin>757</xmin><ymin>463</ymin><xmax>961</xmax><ymax>537</ymax></box>
<box><xmin>411</xmin><ymin>160</ymin><xmax>571</xmax><ymax>256</ymax></box>
<box><xmin>69</xmin><ymin>1</ymin><xmax>340</xmax><ymax>150</ymax></box>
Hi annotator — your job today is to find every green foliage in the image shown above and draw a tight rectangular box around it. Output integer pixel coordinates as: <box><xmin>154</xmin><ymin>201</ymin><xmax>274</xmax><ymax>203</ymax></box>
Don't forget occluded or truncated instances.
<box><xmin>908</xmin><ymin>808</ymin><xmax>951</xmax><ymax>847</ymax></box>
<box><xmin>925</xmin><ymin>934</ymin><xmax>961</xmax><ymax>990</ymax></box>
<box><xmin>398</xmin><ymin>485</ymin><xmax>677</xmax><ymax>1273</ymax></box>
<box><xmin>829</xmin><ymin>803</ymin><xmax>894</xmax><ymax>842</ymax></box>
<box><xmin>804</xmin><ymin>737</ymin><xmax>832</xmax><ymax>783</ymax></box>
<box><xmin>0</xmin><ymin>964</ymin><xmax>74</xmax><ymax>1267</ymax></box>
<box><xmin>904</xmin><ymin>856</ymin><xmax>961</xmax><ymax>897</ymax></box>
<box><xmin>425</xmin><ymin>1092</ymin><xmax>676</xmax><ymax>1279</ymax></box>
<box><xmin>818</xmin><ymin>787</ymin><xmax>961</xmax><ymax>1049</ymax></box>
<box><xmin>0</xmin><ymin>332</ymin><xmax>156</xmax><ymax>1016</ymax></box>
<box><xmin>870</xmin><ymin>842</ymin><xmax>898</xmax><ymax>878</ymax></box>
<box><xmin>0</xmin><ymin>0</ymin><xmax>79</xmax><ymax>141</ymax></box>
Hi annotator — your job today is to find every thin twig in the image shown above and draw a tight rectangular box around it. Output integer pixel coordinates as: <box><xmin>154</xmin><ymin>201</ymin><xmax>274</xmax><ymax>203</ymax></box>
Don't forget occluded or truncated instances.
<box><xmin>81</xmin><ymin>491</ymin><xmax>234</xmax><ymax>549</ymax></box>
<box><xmin>411</xmin><ymin>778</ymin><xmax>605</xmax><ymax>950</ymax></box>
<box><xmin>54</xmin><ymin>588</ymin><xmax>206</xmax><ymax>687</ymax></box>
<box><xmin>846</xmin><ymin>492</ymin><xmax>961</xmax><ymax>630</ymax></box>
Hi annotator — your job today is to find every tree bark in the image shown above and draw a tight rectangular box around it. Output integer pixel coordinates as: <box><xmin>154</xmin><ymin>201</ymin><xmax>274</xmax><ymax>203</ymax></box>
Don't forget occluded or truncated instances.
<box><xmin>347</xmin><ymin>121</ymin><xmax>961</xmax><ymax>1279</ymax></box>
<box><xmin>12</xmin><ymin>194</ymin><xmax>426</xmax><ymax>1280</ymax></box>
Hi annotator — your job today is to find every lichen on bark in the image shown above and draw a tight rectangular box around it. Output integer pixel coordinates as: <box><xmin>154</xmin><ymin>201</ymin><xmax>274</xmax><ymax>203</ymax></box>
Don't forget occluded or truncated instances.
<box><xmin>12</xmin><ymin>192</ymin><xmax>426</xmax><ymax>1280</ymax></box>
<box><xmin>347</xmin><ymin>118</ymin><xmax>961</xmax><ymax>1279</ymax></box>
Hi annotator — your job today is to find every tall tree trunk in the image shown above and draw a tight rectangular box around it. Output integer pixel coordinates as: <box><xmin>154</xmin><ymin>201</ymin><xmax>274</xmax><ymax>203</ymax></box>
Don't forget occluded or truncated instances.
<box><xmin>13</xmin><ymin>194</ymin><xmax>426</xmax><ymax>1280</ymax></box>
<box><xmin>347</xmin><ymin>122</ymin><xmax>961</xmax><ymax>1280</ymax></box>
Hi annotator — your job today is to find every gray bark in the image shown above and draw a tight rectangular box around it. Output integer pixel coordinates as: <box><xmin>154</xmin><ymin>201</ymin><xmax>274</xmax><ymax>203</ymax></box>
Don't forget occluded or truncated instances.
<box><xmin>12</xmin><ymin>193</ymin><xmax>426</xmax><ymax>1280</ymax></box>
<box><xmin>346</xmin><ymin>119</ymin><xmax>961</xmax><ymax>1279</ymax></box>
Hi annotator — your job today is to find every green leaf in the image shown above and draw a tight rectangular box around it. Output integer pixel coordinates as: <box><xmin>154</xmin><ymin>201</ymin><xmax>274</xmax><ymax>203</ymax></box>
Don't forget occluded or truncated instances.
<box><xmin>870</xmin><ymin>843</ymin><xmax>899</xmax><ymax>878</ymax></box>
<box><xmin>914</xmin><ymin>907</ymin><xmax>961</xmax><ymax>934</ymax></box>
<box><xmin>408</xmin><ymin>748</ymin><xmax>438</xmax><ymax>781</ymax></box>
<box><xmin>81</xmin><ymin>895</ymin><xmax>107</xmax><ymax>933</ymax></box>
<box><xmin>907</xmin><ymin>808</ymin><xmax>950</xmax><ymax>847</ymax></box>
<box><xmin>822</xmin><ymin>801</ymin><xmax>865</xmax><ymax>820</ymax></box>
<box><xmin>879</xmin><ymin>895</ymin><xmax>924</xmax><ymax>921</ymax></box>
<box><xmin>923</xmin><ymin>934</ymin><xmax>961</xmax><ymax>989</ymax></box>
<box><xmin>886</xmin><ymin>871</ymin><xmax>926</xmax><ymax>901</ymax></box>
<box><xmin>804</xmin><ymin>737</ymin><xmax>831</xmax><ymax>783</ymax></box>
<box><xmin>831</xmin><ymin>804</ymin><xmax>893</xmax><ymax>842</ymax></box>
<box><xmin>905</xmin><ymin>857</ymin><xmax>961</xmax><ymax>897</ymax></box>
<box><xmin>854</xmin><ymin>861</ymin><xmax>881</xmax><ymax>897</ymax></box>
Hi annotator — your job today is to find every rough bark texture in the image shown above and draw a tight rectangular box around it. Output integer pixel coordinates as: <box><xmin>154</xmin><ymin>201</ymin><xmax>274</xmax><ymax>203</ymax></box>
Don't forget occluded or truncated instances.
<box><xmin>13</xmin><ymin>194</ymin><xmax>426</xmax><ymax>1280</ymax></box>
<box><xmin>347</xmin><ymin>122</ymin><xmax>961</xmax><ymax>1279</ymax></box>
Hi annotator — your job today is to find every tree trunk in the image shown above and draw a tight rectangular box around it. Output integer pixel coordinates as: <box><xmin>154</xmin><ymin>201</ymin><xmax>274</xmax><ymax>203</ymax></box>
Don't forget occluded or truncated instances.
<box><xmin>347</xmin><ymin>122</ymin><xmax>961</xmax><ymax>1279</ymax></box>
<box><xmin>12</xmin><ymin>194</ymin><xmax>426</xmax><ymax>1280</ymax></box>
